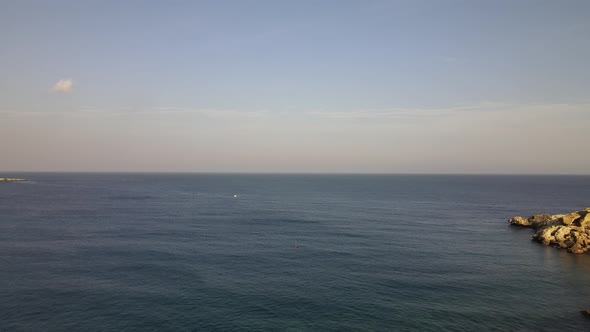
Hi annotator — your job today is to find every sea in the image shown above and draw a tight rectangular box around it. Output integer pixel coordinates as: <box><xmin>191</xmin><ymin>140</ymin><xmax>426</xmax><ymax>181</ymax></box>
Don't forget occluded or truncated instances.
<box><xmin>1</xmin><ymin>173</ymin><xmax>590</xmax><ymax>331</ymax></box>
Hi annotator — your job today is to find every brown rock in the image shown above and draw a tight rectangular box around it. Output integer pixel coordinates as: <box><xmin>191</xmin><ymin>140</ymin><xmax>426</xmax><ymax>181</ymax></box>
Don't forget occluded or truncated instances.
<box><xmin>509</xmin><ymin>216</ymin><xmax>531</xmax><ymax>227</ymax></box>
<box><xmin>523</xmin><ymin>209</ymin><xmax>590</xmax><ymax>254</ymax></box>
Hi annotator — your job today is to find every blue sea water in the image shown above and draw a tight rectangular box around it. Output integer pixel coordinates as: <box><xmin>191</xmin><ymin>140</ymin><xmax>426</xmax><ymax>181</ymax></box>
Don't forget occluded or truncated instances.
<box><xmin>1</xmin><ymin>173</ymin><xmax>590</xmax><ymax>331</ymax></box>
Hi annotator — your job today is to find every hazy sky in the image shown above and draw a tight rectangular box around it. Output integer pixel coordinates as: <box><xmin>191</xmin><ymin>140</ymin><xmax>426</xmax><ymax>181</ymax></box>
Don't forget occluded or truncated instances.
<box><xmin>1</xmin><ymin>0</ymin><xmax>589</xmax><ymax>173</ymax></box>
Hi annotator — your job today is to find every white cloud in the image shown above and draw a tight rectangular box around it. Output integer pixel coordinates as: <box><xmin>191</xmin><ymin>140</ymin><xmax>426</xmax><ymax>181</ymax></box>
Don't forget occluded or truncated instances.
<box><xmin>51</xmin><ymin>79</ymin><xmax>73</xmax><ymax>93</ymax></box>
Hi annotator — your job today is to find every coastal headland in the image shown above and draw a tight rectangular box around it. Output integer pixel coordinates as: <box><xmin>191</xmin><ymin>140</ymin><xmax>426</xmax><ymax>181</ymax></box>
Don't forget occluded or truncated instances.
<box><xmin>509</xmin><ymin>208</ymin><xmax>590</xmax><ymax>254</ymax></box>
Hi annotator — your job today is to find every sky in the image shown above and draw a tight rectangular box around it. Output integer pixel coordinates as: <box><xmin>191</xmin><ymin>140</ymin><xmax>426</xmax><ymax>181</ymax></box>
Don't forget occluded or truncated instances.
<box><xmin>1</xmin><ymin>0</ymin><xmax>589</xmax><ymax>174</ymax></box>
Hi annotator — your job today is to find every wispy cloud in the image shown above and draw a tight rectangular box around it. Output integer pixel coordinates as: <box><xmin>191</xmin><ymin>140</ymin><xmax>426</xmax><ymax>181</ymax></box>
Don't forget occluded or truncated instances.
<box><xmin>308</xmin><ymin>102</ymin><xmax>590</xmax><ymax>121</ymax></box>
<box><xmin>50</xmin><ymin>79</ymin><xmax>73</xmax><ymax>93</ymax></box>
<box><xmin>1</xmin><ymin>102</ymin><xmax>588</xmax><ymax>125</ymax></box>
<box><xmin>150</xmin><ymin>106</ymin><xmax>269</xmax><ymax>118</ymax></box>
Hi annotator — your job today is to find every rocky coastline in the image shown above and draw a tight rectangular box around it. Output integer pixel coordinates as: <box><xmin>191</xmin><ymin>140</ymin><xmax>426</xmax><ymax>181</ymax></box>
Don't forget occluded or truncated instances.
<box><xmin>509</xmin><ymin>208</ymin><xmax>590</xmax><ymax>254</ymax></box>
<box><xmin>0</xmin><ymin>177</ymin><xmax>27</xmax><ymax>182</ymax></box>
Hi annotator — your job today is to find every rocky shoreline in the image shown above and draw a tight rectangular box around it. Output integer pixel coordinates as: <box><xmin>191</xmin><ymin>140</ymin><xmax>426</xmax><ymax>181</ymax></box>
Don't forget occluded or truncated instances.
<box><xmin>0</xmin><ymin>178</ymin><xmax>27</xmax><ymax>182</ymax></box>
<box><xmin>509</xmin><ymin>208</ymin><xmax>590</xmax><ymax>254</ymax></box>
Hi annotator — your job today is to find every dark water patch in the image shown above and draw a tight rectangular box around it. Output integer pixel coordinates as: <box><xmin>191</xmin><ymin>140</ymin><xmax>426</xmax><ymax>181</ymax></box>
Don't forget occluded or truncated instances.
<box><xmin>106</xmin><ymin>195</ymin><xmax>156</xmax><ymax>200</ymax></box>
<box><xmin>246</xmin><ymin>217</ymin><xmax>321</xmax><ymax>225</ymax></box>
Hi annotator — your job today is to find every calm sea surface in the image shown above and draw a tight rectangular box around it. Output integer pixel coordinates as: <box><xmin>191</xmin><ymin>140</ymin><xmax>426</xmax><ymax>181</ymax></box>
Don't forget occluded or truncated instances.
<box><xmin>1</xmin><ymin>174</ymin><xmax>590</xmax><ymax>331</ymax></box>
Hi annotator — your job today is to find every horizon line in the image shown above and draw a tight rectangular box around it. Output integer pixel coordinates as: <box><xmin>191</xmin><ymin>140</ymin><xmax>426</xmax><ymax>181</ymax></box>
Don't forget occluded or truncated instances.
<box><xmin>1</xmin><ymin>171</ymin><xmax>589</xmax><ymax>176</ymax></box>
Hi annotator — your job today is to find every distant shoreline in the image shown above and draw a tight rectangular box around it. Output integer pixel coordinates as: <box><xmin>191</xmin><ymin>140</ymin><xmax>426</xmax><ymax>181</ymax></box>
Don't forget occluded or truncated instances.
<box><xmin>0</xmin><ymin>178</ymin><xmax>27</xmax><ymax>182</ymax></box>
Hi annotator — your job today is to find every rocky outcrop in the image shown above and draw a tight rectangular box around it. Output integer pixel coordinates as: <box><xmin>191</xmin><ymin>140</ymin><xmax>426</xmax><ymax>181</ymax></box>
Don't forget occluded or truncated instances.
<box><xmin>0</xmin><ymin>178</ymin><xmax>27</xmax><ymax>182</ymax></box>
<box><xmin>508</xmin><ymin>214</ymin><xmax>560</xmax><ymax>228</ymax></box>
<box><xmin>509</xmin><ymin>208</ymin><xmax>590</xmax><ymax>254</ymax></box>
